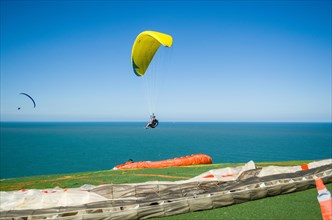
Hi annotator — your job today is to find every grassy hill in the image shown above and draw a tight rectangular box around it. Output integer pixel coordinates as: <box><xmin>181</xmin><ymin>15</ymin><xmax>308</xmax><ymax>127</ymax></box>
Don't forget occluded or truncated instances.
<box><xmin>1</xmin><ymin>160</ymin><xmax>331</xmax><ymax>220</ymax></box>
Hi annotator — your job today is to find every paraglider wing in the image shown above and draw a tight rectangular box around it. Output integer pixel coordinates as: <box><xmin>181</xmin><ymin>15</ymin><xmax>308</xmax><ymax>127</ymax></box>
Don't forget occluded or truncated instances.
<box><xmin>131</xmin><ymin>31</ymin><xmax>173</xmax><ymax>77</ymax></box>
<box><xmin>20</xmin><ymin>93</ymin><xmax>36</xmax><ymax>108</ymax></box>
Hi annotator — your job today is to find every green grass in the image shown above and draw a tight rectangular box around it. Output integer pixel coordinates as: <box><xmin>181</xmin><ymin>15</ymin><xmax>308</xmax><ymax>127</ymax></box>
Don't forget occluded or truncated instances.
<box><xmin>1</xmin><ymin>160</ymin><xmax>330</xmax><ymax>220</ymax></box>
<box><xmin>0</xmin><ymin>163</ymin><xmax>237</xmax><ymax>190</ymax></box>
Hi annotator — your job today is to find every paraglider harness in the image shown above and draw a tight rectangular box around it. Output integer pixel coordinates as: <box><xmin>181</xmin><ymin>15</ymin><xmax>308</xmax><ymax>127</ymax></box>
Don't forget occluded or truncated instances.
<box><xmin>149</xmin><ymin>118</ymin><xmax>159</xmax><ymax>128</ymax></box>
<box><xmin>145</xmin><ymin>114</ymin><xmax>159</xmax><ymax>129</ymax></box>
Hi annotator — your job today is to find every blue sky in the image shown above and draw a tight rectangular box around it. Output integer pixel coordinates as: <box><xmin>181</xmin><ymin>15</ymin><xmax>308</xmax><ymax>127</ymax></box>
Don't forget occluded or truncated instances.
<box><xmin>1</xmin><ymin>0</ymin><xmax>331</xmax><ymax>122</ymax></box>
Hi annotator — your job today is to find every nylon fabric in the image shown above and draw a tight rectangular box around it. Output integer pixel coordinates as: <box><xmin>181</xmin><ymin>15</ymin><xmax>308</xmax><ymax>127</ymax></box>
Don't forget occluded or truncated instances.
<box><xmin>113</xmin><ymin>154</ymin><xmax>213</xmax><ymax>170</ymax></box>
<box><xmin>131</xmin><ymin>31</ymin><xmax>173</xmax><ymax>77</ymax></box>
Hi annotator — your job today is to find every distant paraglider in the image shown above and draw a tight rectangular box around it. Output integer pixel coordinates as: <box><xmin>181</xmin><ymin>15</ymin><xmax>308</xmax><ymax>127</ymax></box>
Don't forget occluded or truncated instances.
<box><xmin>18</xmin><ymin>93</ymin><xmax>36</xmax><ymax>110</ymax></box>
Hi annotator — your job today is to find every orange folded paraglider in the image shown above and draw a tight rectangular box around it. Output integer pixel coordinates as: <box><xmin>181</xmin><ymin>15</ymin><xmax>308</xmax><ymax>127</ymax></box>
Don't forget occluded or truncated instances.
<box><xmin>113</xmin><ymin>154</ymin><xmax>212</xmax><ymax>170</ymax></box>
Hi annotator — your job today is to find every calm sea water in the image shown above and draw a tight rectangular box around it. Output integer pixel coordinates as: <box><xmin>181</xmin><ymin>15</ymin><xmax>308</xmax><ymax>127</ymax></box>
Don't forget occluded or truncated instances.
<box><xmin>1</xmin><ymin>122</ymin><xmax>331</xmax><ymax>179</ymax></box>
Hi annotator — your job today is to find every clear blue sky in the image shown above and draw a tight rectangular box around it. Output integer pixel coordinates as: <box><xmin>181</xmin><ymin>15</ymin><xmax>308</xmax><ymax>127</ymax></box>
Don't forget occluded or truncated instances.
<box><xmin>1</xmin><ymin>0</ymin><xmax>331</xmax><ymax>122</ymax></box>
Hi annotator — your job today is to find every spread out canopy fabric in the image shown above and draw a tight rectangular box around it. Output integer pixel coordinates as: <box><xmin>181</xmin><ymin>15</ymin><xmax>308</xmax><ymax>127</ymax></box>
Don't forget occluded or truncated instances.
<box><xmin>1</xmin><ymin>159</ymin><xmax>331</xmax><ymax>220</ymax></box>
<box><xmin>131</xmin><ymin>30</ymin><xmax>173</xmax><ymax>77</ymax></box>
<box><xmin>113</xmin><ymin>154</ymin><xmax>213</xmax><ymax>170</ymax></box>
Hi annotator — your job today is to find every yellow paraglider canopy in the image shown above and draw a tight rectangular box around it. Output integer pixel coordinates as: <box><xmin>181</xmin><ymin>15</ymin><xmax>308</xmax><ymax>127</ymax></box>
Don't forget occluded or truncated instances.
<box><xmin>131</xmin><ymin>31</ymin><xmax>173</xmax><ymax>77</ymax></box>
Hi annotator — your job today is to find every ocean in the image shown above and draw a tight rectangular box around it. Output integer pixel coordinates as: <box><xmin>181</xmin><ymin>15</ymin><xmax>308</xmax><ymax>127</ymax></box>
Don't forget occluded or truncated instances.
<box><xmin>1</xmin><ymin>122</ymin><xmax>331</xmax><ymax>179</ymax></box>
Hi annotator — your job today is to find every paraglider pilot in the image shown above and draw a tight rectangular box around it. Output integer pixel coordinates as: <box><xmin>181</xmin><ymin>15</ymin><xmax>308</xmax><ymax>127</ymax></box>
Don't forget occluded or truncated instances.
<box><xmin>145</xmin><ymin>113</ymin><xmax>159</xmax><ymax>129</ymax></box>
